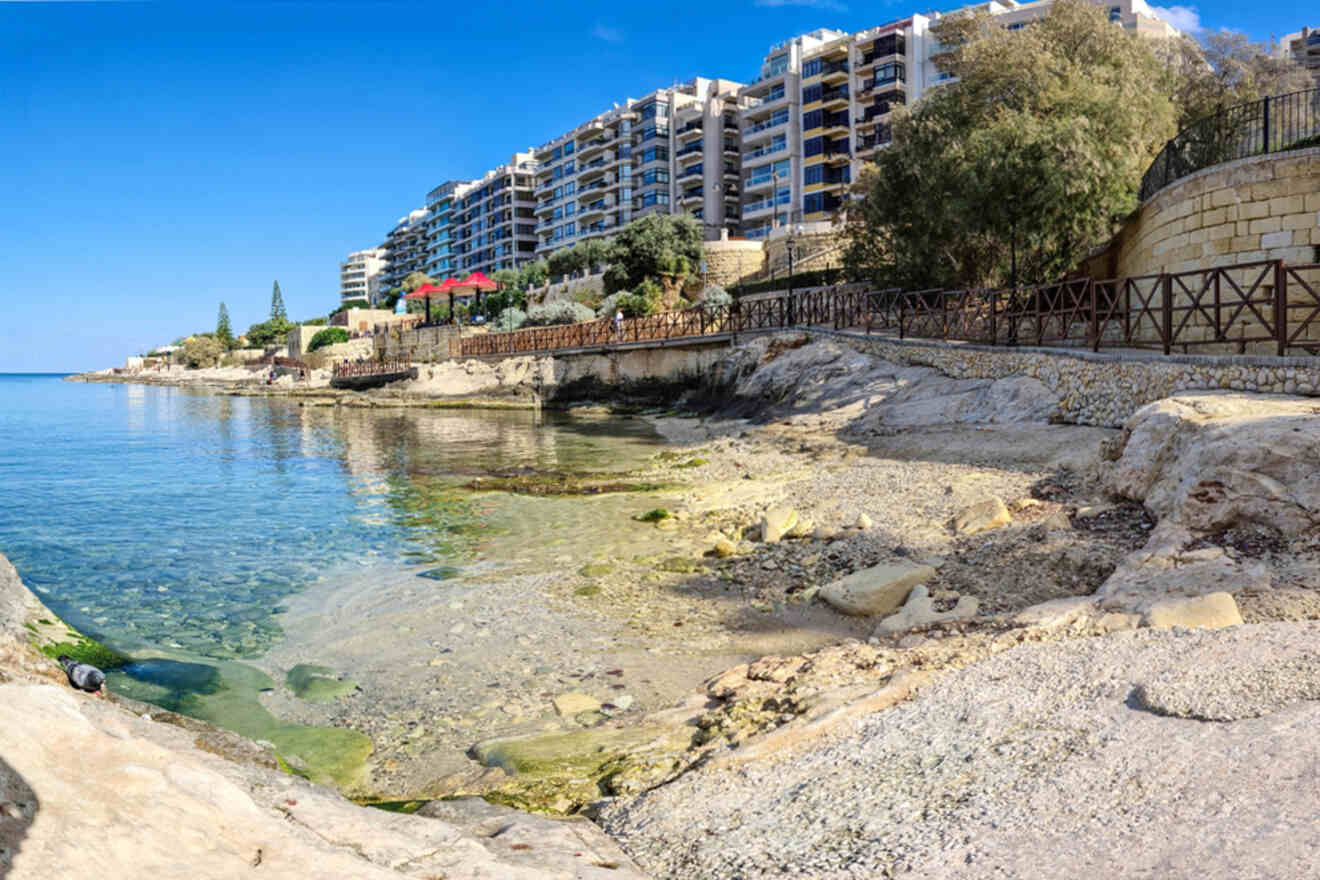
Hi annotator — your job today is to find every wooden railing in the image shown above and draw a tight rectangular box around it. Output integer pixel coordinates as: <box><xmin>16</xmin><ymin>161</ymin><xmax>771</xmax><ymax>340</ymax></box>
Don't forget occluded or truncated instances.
<box><xmin>453</xmin><ymin>258</ymin><xmax>1320</xmax><ymax>359</ymax></box>
<box><xmin>331</xmin><ymin>358</ymin><xmax>411</xmax><ymax>379</ymax></box>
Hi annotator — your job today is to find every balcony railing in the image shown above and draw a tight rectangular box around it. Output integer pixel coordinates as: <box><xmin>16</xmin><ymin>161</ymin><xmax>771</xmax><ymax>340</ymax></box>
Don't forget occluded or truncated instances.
<box><xmin>744</xmin><ymin>141</ymin><xmax>787</xmax><ymax>161</ymax></box>
<box><xmin>746</xmin><ymin>110</ymin><xmax>790</xmax><ymax>134</ymax></box>
<box><xmin>678</xmin><ymin>165</ymin><xmax>703</xmax><ymax>179</ymax></box>
<box><xmin>677</xmin><ymin>142</ymin><xmax>703</xmax><ymax>157</ymax></box>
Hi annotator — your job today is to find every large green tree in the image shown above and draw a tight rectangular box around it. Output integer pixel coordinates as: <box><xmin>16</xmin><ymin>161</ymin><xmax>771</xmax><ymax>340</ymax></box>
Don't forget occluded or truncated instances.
<box><xmin>216</xmin><ymin>302</ymin><xmax>233</xmax><ymax>349</ymax></box>
<box><xmin>845</xmin><ymin>0</ymin><xmax>1177</xmax><ymax>290</ymax></box>
<box><xmin>246</xmin><ymin>317</ymin><xmax>295</xmax><ymax>348</ymax></box>
<box><xmin>602</xmin><ymin>213</ymin><xmax>702</xmax><ymax>295</ymax></box>
<box><xmin>270</xmin><ymin>281</ymin><xmax>287</xmax><ymax>321</ymax></box>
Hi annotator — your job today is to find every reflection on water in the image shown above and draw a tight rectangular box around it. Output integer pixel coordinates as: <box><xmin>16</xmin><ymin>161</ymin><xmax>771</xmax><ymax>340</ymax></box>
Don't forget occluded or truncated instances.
<box><xmin>0</xmin><ymin>377</ymin><xmax>667</xmax><ymax>660</ymax></box>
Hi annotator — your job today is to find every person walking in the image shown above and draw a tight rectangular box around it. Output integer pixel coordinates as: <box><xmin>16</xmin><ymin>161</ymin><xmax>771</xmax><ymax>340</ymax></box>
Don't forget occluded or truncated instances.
<box><xmin>613</xmin><ymin>308</ymin><xmax>624</xmax><ymax>343</ymax></box>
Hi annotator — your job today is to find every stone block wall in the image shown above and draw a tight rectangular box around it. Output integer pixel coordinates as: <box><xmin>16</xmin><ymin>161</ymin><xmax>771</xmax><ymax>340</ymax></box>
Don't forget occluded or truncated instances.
<box><xmin>804</xmin><ymin>328</ymin><xmax>1320</xmax><ymax>428</ymax></box>
<box><xmin>303</xmin><ymin>337</ymin><xmax>374</xmax><ymax>369</ymax></box>
<box><xmin>701</xmin><ymin>239</ymin><xmax>765</xmax><ymax>287</ymax></box>
<box><xmin>373</xmin><ymin>324</ymin><xmax>462</xmax><ymax>362</ymax></box>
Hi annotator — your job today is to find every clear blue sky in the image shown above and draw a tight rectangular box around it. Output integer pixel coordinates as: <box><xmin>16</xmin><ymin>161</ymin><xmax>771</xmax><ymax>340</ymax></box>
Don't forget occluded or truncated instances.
<box><xmin>1</xmin><ymin>0</ymin><xmax>1306</xmax><ymax>372</ymax></box>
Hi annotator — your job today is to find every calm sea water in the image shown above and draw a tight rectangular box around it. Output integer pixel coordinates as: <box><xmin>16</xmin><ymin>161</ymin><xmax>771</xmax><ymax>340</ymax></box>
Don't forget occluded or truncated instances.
<box><xmin>0</xmin><ymin>374</ymin><xmax>666</xmax><ymax>660</ymax></box>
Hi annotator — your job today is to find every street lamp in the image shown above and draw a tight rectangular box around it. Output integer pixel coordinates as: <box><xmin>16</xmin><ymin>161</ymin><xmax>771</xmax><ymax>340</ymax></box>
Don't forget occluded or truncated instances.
<box><xmin>787</xmin><ymin>223</ymin><xmax>803</xmax><ymax>325</ymax></box>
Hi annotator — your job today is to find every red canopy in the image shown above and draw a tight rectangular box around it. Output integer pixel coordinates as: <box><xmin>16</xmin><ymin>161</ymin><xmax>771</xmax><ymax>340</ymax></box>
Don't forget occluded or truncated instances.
<box><xmin>403</xmin><ymin>282</ymin><xmax>444</xmax><ymax>300</ymax></box>
<box><xmin>451</xmin><ymin>271</ymin><xmax>499</xmax><ymax>294</ymax></box>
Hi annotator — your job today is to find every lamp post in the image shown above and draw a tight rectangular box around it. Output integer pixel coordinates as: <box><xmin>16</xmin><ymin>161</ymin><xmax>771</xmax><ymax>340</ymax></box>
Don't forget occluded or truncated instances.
<box><xmin>787</xmin><ymin>223</ymin><xmax>802</xmax><ymax>325</ymax></box>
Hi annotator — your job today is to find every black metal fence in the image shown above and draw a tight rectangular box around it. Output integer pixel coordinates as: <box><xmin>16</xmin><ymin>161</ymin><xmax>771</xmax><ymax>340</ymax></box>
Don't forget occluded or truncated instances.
<box><xmin>1140</xmin><ymin>88</ymin><xmax>1320</xmax><ymax>201</ymax></box>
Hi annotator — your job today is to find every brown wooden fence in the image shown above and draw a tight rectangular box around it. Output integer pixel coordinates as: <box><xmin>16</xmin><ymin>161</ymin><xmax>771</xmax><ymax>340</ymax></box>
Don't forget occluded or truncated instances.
<box><xmin>331</xmin><ymin>358</ymin><xmax>411</xmax><ymax>379</ymax></box>
<box><xmin>454</xmin><ymin>258</ymin><xmax>1320</xmax><ymax>359</ymax></box>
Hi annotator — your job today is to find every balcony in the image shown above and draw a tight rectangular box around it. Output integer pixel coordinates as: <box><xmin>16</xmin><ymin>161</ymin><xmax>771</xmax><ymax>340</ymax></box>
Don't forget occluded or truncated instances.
<box><xmin>577</xmin><ymin>136</ymin><xmax>610</xmax><ymax>158</ymax></box>
<box><xmin>723</xmin><ymin>140</ymin><xmax>739</xmax><ymax>155</ymax></box>
<box><xmin>820</xmin><ymin>60</ymin><xmax>849</xmax><ymax>83</ymax></box>
<box><xmin>678</xmin><ymin>164</ymin><xmax>703</xmax><ymax>180</ymax></box>
<box><xmin>579</xmin><ymin>200</ymin><xmax>608</xmax><ymax>219</ymax></box>
<box><xmin>744</xmin><ymin>110</ymin><xmax>790</xmax><ymax>135</ymax></box>
<box><xmin>743</xmin><ymin>141</ymin><xmax>786</xmax><ymax>161</ymax></box>
<box><xmin>743</xmin><ymin>174</ymin><xmax>777</xmax><ymax>192</ymax></box>
<box><xmin>723</xmin><ymin>164</ymin><xmax>740</xmax><ymax>179</ymax></box>
<box><xmin>723</xmin><ymin>117</ymin><xmax>739</xmax><ymax>131</ymax></box>
<box><xmin>819</xmin><ymin>87</ymin><xmax>849</xmax><ymax>108</ymax></box>
<box><xmin>677</xmin><ymin>142</ymin><xmax>703</xmax><ymax>158</ymax></box>
<box><xmin>681</xmin><ymin>188</ymin><xmax>703</xmax><ymax>203</ymax></box>
<box><xmin>677</xmin><ymin>121</ymin><xmax>703</xmax><ymax>141</ymax></box>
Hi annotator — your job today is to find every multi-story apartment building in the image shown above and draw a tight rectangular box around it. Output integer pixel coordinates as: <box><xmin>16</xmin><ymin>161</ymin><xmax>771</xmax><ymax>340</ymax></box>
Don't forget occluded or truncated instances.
<box><xmin>452</xmin><ymin>151</ymin><xmax>539</xmax><ymax>275</ymax></box>
<box><xmin>339</xmin><ymin>247</ymin><xmax>387</xmax><ymax>305</ymax></box>
<box><xmin>741</xmin><ymin>0</ymin><xmax>1179</xmax><ymax>239</ymax></box>
<box><xmin>1279</xmin><ymin>27</ymin><xmax>1320</xmax><ymax>84</ymax></box>
<box><xmin>377</xmin><ymin>208</ymin><xmax>429</xmax><ymax>295</ymax></box>
<box><xmin>423</xmin><ymin>180</ymin><xmax>467</xmax><ymax>281</ymax></box>
<box><xmin>531</xmin><ymin>77</ymin><xmax>745</xmax><ymax>258</ymax></box>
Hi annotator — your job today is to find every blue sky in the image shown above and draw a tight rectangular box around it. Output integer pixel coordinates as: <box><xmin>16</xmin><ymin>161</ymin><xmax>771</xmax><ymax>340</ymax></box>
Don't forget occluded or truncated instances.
<box><xmin>1</xmin><ymin>0</ymin><xmax>1307</xmax><ymax>372</ymax></box>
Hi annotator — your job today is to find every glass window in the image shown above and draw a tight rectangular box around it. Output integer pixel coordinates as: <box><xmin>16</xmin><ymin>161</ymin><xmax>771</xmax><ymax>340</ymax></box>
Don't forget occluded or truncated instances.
<box><xmin>802</xmin><ymin>58</ymin><xmax>822</xmax><ymax>78</ymax></box>
<box><xmin>802</xmin><ymin>84</ymin><xmax>822</xmax><ymax>104</ymax></box>
<box><xmin>804</xmin><ymin>136</ymin><xmax>824</xmax><ymax>157</ymax></box>
<box><xmin>563</xmin><ymin>140</ymin><xmax>576</xmax><ymax>155</ymax></box>
<box><xmin>767</xmin><ymin>54</ymin><xmax>788</xmax><ymax>76</ymax></box>
<box><xmin>563</xmin><ymin>181</ymin><xmax>576</xmax><ymax>195</ymax></box>
<box><xmin>802</xmin><ymin>109</ymin><xmax>823</xmax><ymax>131</ymax></box>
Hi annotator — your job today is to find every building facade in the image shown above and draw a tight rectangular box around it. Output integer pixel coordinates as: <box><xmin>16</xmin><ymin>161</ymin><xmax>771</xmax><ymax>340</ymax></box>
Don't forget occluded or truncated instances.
<box><xmin>1279</xmin><ymin>27</ymin><xmax>1320</xmax><ymax>84</ymax></box>
<box><xmin>377</xmin><ymin>208</ymin><xmax>429</xmax><ymax>295</ymax></box>
<box><xmin>531</xmin><ymin>77</ymin><xmax>746</xmax><ymax>258</ymax></box>
<box><xmin>452</xmin><ymin>151</ymin><xmax>539</xmax><ymax>276</ymax></box>
<box><xmin>339</xmin><ymin>247</ymin><xmax>387</xmax><ymax>305</ymax></box>
<box><xmin>423</xmin><ymin>180</ymin><xmax>467</xmax><ymax>281</ymax></box>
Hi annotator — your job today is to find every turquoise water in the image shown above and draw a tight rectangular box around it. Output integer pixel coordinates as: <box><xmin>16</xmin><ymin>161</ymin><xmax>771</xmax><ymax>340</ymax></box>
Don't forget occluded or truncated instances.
<box><xmin>0</xmin><ymin>374</ymin><xmax>666</xmax><ymax>660</ymax></box>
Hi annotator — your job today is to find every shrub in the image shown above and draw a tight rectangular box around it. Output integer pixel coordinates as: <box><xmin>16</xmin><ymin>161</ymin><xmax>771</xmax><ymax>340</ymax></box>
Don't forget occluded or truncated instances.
<box><xmin>182</xmin><ymin>335</ymin><xmax>224</xmax><ymax>368</ymax></box>
<box><xmin>308</xmin><ymin>327</ymin><xmax>350</xmax><ymax>352</ymax></box>
<box><xmin>615</xmin><ymin>293</ymin><xmax>655</xmax><ymax>318</ymax></box>
<box><xmin>339</xmin><ymin>299</ymin><xmax>370</xmax><ymax>311</ymax></box>
<box><xmin>699</xmin><ymin>284</ymin><xmax>732</xmax><ymax>310</ymax></box>
<box><xmin>524</xmin><ymin>301</ymin><xmax>597</xmax><ymax>326</ymax></box>
<box><xmin>493</xmin><ymin>308</ymin><xmax>527</xmax><ymax>331</ymax></box>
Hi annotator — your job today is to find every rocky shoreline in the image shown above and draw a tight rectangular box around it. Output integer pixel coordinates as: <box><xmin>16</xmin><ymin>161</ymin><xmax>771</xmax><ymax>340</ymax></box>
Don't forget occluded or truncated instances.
<box><xmin>15</xmin><ymin>334</ymin><xmax>1320</xmax><ymax>877</ymax></box>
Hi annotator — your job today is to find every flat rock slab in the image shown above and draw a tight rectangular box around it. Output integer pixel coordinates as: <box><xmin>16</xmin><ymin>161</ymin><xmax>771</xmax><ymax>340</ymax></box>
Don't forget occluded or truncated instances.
<box><xmin>819</xmin><ymin>561</ymin><xmax>936</xmax><ymax>617</ymax></box>
<box><xmin>951</xmin><ymin>497</ymin><xmax>1011</xmax><ymax>536</ymax></box>
<box><xmin>552</xmin><ymin>692</ymin><xmax>601</xmax><ymax>716</ymax></box>
<box><xmin>1144</xmin><ymin>591</ymin><xmax>1243</xmax><ymax>630</ymax></box>
<box><xmin>761</xmin><ymin>507</ymin><xmax>799</xmax><ymax>544</ymax></box>
<box><xmin>874</xmin><ymin>585</ymin><xmax>979</xmax><ymax>635</ymax></box>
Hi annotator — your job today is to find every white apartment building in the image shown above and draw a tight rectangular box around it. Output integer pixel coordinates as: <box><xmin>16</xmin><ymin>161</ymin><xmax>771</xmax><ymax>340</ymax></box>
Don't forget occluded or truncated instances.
<box><xmin>531</xmin><ymin>77</ymin><xmax>746</xmax><ymax>257</ymax></box>
<box><xmin>1279</xmin><ymin>27</ymin><xmax>1320</xmax><ymax>84</ymax></box>
<box><xmin>377</xmin><ymin>208</ymin><xmax>429</xmax><ymax>294</ymax></box>
<box><xmin>452</xmin><ymin>151</ymin><xmax>539</xmax><ymax>276</ymax></box>
<box><xmin>742</xmin><ymin>0</ymin><xmax>1180</xmax><ymax>240</ymax></box>
<box><xmin>339</xmin><ymin>247</ymin><xmax>387</xmax><ymax>305</ymax></box>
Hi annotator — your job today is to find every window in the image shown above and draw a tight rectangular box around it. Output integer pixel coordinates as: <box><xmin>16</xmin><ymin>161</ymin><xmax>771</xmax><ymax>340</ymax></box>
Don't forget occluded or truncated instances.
<box><xmin>552</xmin><ymin>146</ymin><xmax>562</xmax><ymax>160</ymax></box>
<box><xmin>804</xmin><ymin>136</ymin><xmax>824</xmax><ymax>157</ymax></box>
<box><xmin>565</xmin><ymin>222</ymin><xmax>576</xmax><ymax>236</ymax></box>
<box><xmin>802</xmin><ymin>58</ymin><xmax>822</xmax><ymax>78</ymax></box>
<box><xmin>564</xmin><ymin>202</ymin><xmax>576</xmax><ymax>217</ymax></box>
<box><xmin>802</xmin><ymin>84</ymin><xmax>822</xmax><ymax>104</ymax></box>
<box><xmin>563</xmin><ymin>140</ymin><xmax>575</xmax><ymax>155</ymax></box>
<box><xmin>638</xmin><ymin>146</ymin><xmax>670</xmax><ymax>164</ymax></box>
<box><xmin>802</xmin><ymin>109</ymin><xmax>823</xmax><ymax>131</ymax></box>
<box><xmin>563</xmin><ymin>181</ymin><xmax>576</xmax><ymax>196</ymax></box>
<box><xmin>767</xmin><ymin>54</ymin><xmax>788</xmax><ymax>76</ymax></box>
<box><xmin>641</xmin><ymin>168</ymin><xmax>670</xmax><ymax>185</ymax></box>
<box><xmin>874</xmin><ymin>62</ymin><xmax>905</xmax><ymax>86</ymax></box>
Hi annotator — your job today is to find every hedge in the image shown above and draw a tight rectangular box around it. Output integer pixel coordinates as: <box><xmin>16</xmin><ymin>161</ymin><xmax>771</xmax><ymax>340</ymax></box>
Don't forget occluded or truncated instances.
<box><xmin>308</xmin><ymin>327</ymin><xmax>350</xmax><ymax>352</ymax></box>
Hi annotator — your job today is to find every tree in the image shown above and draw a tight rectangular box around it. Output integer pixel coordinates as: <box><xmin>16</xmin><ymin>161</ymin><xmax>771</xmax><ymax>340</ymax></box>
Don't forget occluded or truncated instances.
<box><xmin>270</xmin><ymin>281</ymin><xmax>287</xmax><ymax>321</ymax></box>
<box><xmin>1161</xmin><ymin>32</ymin><xmax>1313</xmax><ymax>127</ymax></box>
<box><xmin>182</xmin><ymin>335</ymin><xmax>224</xmax><ymax>368</ymax></box>
<box><xmin>518</xmin><ymin>261</ymin><xmax>548</xmax><ymax>290</ymax></box>
<box><xmin>246</xmin><ymin>317</ymin><xmax>295</xmax><ymax>348</ymax></box>
<box><xmin>216</xmin><ymin>302</ymin><xmax>233</xmax><ymax>349</ymax></box>
<box><xmin>380</xmin><ymin>286</ymin><xmax>404</xmax><ymax>311</ymax></box>
<box><xmin>845</xmin><ymin>0</ymin><xmax>1177</xmax><ymax>291</ymax></box>
<box><xmin>401</xmin><ymin>271</ymin><xmax>433</xmax><ymax>294</ymax></box>
<box><xmin>602</xmin><ymin>214</ymin><xmax>703</xmax><ymax>295</ymax></box>
<box><xmin>308</xmin><ymin>327</ymin><xmax>350</xmax><ymax>351</ymax></box>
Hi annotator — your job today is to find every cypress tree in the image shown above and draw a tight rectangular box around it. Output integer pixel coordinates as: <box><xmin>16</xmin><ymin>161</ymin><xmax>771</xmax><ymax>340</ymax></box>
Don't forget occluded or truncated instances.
<box><xmin>270</xmin><ymin>281</ymin><xmax>287</xmax><ymax>321</ymax></box>
<box><xmin>216</xmin><ymin>301</ymin><xmax>233</xmax><ymax>348</ymax></box>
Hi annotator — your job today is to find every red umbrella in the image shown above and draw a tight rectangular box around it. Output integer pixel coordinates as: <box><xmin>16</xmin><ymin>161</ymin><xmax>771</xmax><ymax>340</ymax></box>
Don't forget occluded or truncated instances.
<box><xmin>451</xmin><ymin>272</ymin><xmax>500</xmax><ymax>319</ymax></box>
<box><xmin>404</xmin><ymin>281</ymin><xmax>448</xmax><ymax>324</ymax></box>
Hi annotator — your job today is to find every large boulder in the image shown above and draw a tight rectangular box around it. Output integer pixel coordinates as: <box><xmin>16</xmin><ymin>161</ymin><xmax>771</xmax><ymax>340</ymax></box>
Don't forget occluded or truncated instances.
<box><xmin>1109</xmin><ymin>392</ymin><xmax>1320</xmax><ymax>537</ymax></box>
<box><xmin>819</xmin><ymin>561</ymin><xmax>937</xmax><ymax>617</ymax></box>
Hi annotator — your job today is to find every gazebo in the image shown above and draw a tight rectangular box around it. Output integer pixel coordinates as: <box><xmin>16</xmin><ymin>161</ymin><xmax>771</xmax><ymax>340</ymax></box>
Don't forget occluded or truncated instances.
<box><xmin>403</xmin><ymin>282</ymin><xmax>444</xmax><ymax>325</ymax></box>
<box><xmin>451</xmin><ymin>272</ymin><xmax>499</xmax><ymax>321</ymax></box>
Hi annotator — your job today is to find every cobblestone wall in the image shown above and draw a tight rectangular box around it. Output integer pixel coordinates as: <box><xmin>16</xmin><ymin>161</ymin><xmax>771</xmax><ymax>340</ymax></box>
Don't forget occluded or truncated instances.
<box><xmin>806</xmin><ymin>328</ymin><xmax>1320</xmax><ymax>428</ymax></box>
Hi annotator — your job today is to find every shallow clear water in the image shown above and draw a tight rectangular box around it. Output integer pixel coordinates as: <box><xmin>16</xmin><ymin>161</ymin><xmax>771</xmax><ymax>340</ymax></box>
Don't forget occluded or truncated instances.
<box><xmin>0</xmin><ymin>375</ymin><xmax>667</xmax><ymax>660</ymax></box>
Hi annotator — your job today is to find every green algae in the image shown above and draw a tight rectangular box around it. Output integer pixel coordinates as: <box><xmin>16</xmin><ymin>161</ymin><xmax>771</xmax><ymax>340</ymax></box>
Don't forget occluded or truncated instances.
<box><xmin>636</xmin><ymin>508</ymin><xmax>671</xmax><ymax>522</ymax></box>
<box><xmin>574</xmin><ymin>584</ymin><xmax>602</xmax><ymax>597</ymax></box>
<box><xmin>107</xmin><ymin>654</ymin><xmax>373</xmax><ymax>792</ymax></box>
<box><xmin>286</xmin><ymin>664</ymin><xmax>359</xmax><ymax>702</ymax></box>
<box><xmin>578</xmin><ymin>563</ymin><xmax>614</xmax><ymax>577</ymax></box>
<box><xmin>464</xmin><ymin>471</ymin><xmax>664</xmax><ymax>497</ymax></box>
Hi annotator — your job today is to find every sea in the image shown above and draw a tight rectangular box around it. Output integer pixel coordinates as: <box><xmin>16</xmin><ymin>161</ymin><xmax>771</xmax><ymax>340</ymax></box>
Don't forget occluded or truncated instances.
<box><xmin>0</xmin><ymin>373</ymin><xmax>668</xmax><ymax>661</ymax></box>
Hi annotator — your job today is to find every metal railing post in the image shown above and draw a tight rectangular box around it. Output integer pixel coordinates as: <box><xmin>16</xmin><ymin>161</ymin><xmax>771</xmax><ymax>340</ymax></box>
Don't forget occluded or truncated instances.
<box><xmin>1262</xmin><ymin>95</ymin><xmax>1271</xmax><ymax>154</ymax></box>
<box><xmin>1162</xmin><ymin>274</ymin><xmax>1173</xmax><ymax>355</ymax></box>
<box><xmin>1276</xmin><ymin>259</ymin><xmax>1288</xmax><ymax>356</ymax></box>
<box><xmin>1090</xmin><ymin>279</ymin><xmax>1100</xmax><ymax>352</ymax></box>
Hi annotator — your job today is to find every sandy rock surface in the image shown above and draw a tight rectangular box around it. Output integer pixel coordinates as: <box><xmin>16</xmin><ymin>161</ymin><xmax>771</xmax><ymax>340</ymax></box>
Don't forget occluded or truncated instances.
<box><xmin>601</xmin><ymin>624</ymin><xmax>1320</xmax><ymax>879</ymax></box>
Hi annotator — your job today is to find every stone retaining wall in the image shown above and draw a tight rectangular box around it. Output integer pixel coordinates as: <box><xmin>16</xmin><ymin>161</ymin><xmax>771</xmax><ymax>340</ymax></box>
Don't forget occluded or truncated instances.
<box><xmin>702</xmin><ymin>238</ymin><xmax>764</xmax><ymax>287</ymax></box>
<box><xmin>805</xmin><ymin>328</ymin><xmax>1320</xmax><ymax>428</ymax></box>
<box><xmin>303</xmin><ymin>336</ymin><xmax>374</xmax><ymax>369</ymax></box>
<box><xmin>373</xmin><ymin>324</ymin><xmax>462</xmax><ymax>362</ymax></box>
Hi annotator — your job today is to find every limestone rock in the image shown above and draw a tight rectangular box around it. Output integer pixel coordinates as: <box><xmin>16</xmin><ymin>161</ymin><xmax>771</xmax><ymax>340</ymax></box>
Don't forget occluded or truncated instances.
<box><xmin>1012</xmin><ymin>596</ymin><xmax>1097</xmax><ymax>630</ymax></box>
<box><xmin>1144</xmin><ymin>592</ymin><xmax>1243</xmax><ymax>630</ymax></box>
<box><xmin>812</xmin><ymin>526</ymin><xmax>838</xmax><ymax>542</ymax></box>
<box><xmin>786</xmin><ymin>518</ymin><xmax>816</xmax><ymax>539</ymax></box>
<box><xmin>1097</xmin><ymin>538</ymin><xmax>1270</xmax><ymax>609</ymax></box>
<box><xmin>1109</xmin><ymin>392</ymin><xmax>1320</xmax><ymax>537</ymax></box>
<box><xmin>713</xmin><ymin>537</ymin><xmax>737</xmax><ymax>558</ymax></box>
<box><xmin>761</xmin><ymin>507</ymin><xmax>799</xmax><ymax>544</ymax></box>
<box><xmin>552</xmin><ymin>692</ymin><xmax>601</xmax><ymax>716</ymax></box>
<box><xmin>819</xmin><ymin>561</ymin><xmax>936</xmax><ymax>617</ymax></box>
<box><xmin>873</xmin><ymin>585</ymin><xmax>979</xmax><ymax>635</ymax></box>
<box><xmin>1009</xmin><ymin>497</ymin><xmax>1043</xmax><ymax>513</ymax></box>
<box><xmin>951</xmin><ymin>497</ymin><xmax>1012</xmax><ymax>536</ymax></box>
<box><xmin>856</xmin><ymin>513</ymin><xmax>874</xmax><ymax>530</ymax></box>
